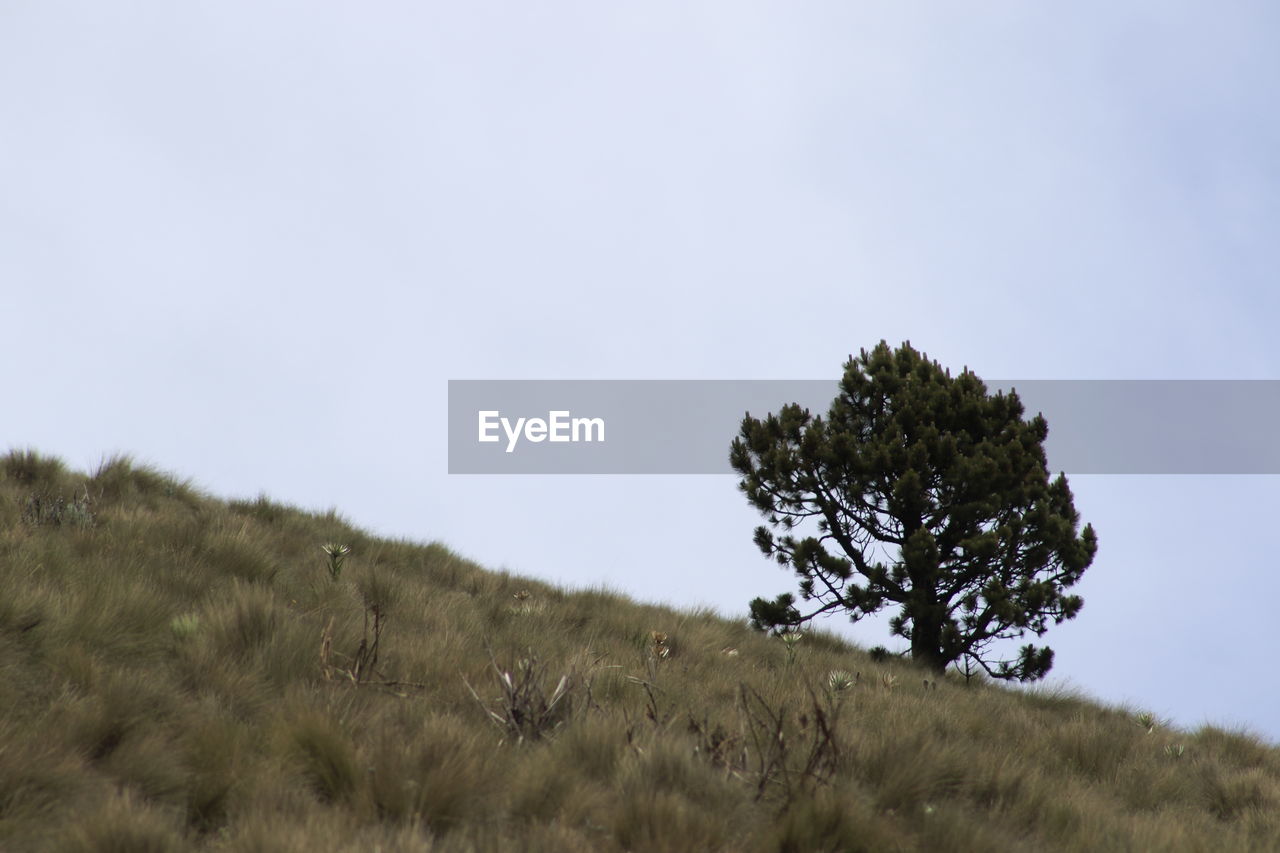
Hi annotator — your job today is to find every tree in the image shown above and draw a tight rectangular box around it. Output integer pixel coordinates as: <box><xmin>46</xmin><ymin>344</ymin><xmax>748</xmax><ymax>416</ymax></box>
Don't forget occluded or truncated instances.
<box><xmin>729</xmin><ymin>341</ymin><xmax>1097</xmax><ymax>682</ymax></box>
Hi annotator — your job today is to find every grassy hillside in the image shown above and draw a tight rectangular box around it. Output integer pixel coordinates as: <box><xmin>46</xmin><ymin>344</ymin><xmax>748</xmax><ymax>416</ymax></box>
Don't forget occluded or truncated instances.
<box><xmin>1</xmin><ymin>450</ymin><xmax>1277</xmax><ymax>852</ymax></box>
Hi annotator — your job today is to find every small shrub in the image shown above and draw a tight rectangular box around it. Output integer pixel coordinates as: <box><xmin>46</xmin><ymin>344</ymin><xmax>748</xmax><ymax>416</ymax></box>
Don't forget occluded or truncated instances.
<box><xmin>649</xmin><ymin>630</ymin><xmax>672</xmax><ymax>660</ymax></box>
<box><xmin>464</xmin><ymin>650</ymin><xmax>576</xmax><ymax>743</ymax></box>
<box><xmin>20</xmin><ymin>489</ymin><xmax>94</xmax><ymax>528</ymax></box>
<box><xmin>826</xmin><ymin>670</ymin><xmax>857</xmax><ymax>700</ymax></box>
<box><xmin>321</xmin><ymin>543</ymin><xmax>350</xmax><ymax>580</ymax></box>
<box><xmin>509</xmin><ymin>589</ymin><xmax>545</xmax><ymax>616</ymax></box>
<box><xmin>779</xmin><ymin>629</ymin><xmax>803</xmax><ymax>666</ymax></box>
<box><xmin>737</xmin><ymin>684</ymin><xmax>842</xmax><ymax>805</ymax></box>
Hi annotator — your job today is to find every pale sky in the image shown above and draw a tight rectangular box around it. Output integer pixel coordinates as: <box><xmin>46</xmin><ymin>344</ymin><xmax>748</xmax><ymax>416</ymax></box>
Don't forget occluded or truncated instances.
<box><xmin>3</xmin><ymin>2</ymin><xmax>1278</xmax><ymax>740</ymax></box>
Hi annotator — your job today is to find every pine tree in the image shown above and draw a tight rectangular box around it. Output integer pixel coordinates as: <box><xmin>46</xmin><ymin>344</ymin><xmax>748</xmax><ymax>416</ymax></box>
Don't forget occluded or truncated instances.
<box><xmin>730</xmin><ymin>341</ymin><xmax>1097</xmax><ymax>682</ymax></box>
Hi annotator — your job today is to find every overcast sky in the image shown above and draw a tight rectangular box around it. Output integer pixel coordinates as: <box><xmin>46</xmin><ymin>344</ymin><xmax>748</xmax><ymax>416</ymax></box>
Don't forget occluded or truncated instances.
<box><xmin>4</xmin><ymin>2</ymin><xmax>1279</xmax><ymax>741</ymax></box>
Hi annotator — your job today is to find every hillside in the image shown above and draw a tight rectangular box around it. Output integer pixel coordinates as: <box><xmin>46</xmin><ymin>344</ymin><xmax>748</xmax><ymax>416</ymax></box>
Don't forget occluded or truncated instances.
<box><xmin>1</xmin><ymin>449</ymin><xmax>1277</xmax><ymax>852</ymax></box>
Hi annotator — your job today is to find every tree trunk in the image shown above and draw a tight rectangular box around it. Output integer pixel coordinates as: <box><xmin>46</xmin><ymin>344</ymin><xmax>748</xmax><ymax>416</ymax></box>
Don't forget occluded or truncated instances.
<box><xmin>909</xmin><ymin>609</ymin><xmax>948</xmax><ymax>676</ymax></box>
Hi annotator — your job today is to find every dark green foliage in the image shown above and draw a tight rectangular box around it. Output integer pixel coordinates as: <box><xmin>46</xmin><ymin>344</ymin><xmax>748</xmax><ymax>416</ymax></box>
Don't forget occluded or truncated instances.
<box><xmin>730</xmin><ymin>341</ymin><xmax>1097</xmax><ymax>682</ymax></box>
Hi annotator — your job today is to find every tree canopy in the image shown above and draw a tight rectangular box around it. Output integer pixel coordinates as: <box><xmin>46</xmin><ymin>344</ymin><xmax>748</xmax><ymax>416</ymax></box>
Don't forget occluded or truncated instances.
<box><xmin>730</xmin><ymin>341</ymin><xmax>1097</xmax><ymax>682</ymax></box>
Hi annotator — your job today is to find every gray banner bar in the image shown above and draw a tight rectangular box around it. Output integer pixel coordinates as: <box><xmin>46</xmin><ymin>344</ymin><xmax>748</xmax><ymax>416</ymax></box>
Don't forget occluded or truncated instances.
<box><xmin>447</xmin><ymin>380</ymin><xmax>1280</xmax><ymax>474</ymax></box>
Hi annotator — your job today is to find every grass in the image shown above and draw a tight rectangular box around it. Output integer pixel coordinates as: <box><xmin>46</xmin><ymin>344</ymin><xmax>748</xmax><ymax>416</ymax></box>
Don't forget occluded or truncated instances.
<box><xmin>1</xmin><ymin>448</ymin><xmax>1278</xmax><ymax>851</ymax></box>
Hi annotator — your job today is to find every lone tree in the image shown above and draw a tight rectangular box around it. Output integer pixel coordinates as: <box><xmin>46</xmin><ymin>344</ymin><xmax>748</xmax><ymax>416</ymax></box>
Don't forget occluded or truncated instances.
<box><xmin>730</xmin><ymin>341</ymin><xmax>1097</xmax><ymax>682</ymax></box>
